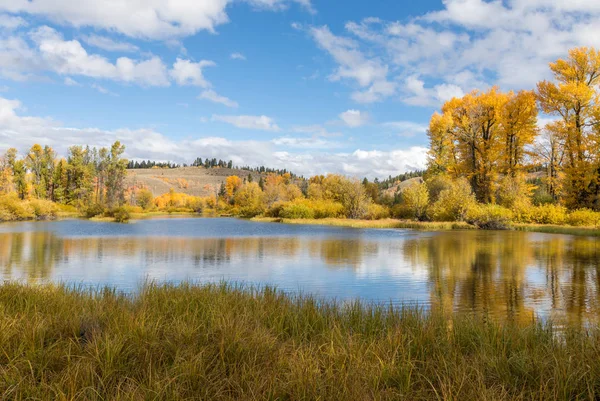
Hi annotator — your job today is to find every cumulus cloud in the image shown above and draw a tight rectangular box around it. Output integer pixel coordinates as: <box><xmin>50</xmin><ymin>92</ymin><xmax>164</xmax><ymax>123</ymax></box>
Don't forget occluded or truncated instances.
<box><xmin>212</xmin><ymin>114</ymin><xmax>281</xmax><ymax>131</ymax></box>
<box><xmin>81</xmin><ymin>34</ymin><xmax>139</xmax><ymax>53</ymax></box>
<box><xmin>309</xmin><ymin>25</ymin><xmax>395</xmax><ymax>103</ymax></box>
<box><xmin>305</xmin><ymin>2</ymin><xmax>600</xmax><ymax>107</ymax></box>
<box><xmin>0</xmin><ymin>13</ymin><xmax>27</xmax><ymax>30</ymax></box>
<box><xmin>0</xmin><ymin>0</ymin><xmax>313</xmax><ymax>40</ymax></box>
<box><xmin>339</xmin><ymin>109</ymin><xmax>369</xmax><ymax>128</ymax></box>
<box><xmin>169</xmin><ymin>58</ymin><xmax>216</xmax><ymax>87</ymax></box>
<box><xmin>199</xmin><ymin>90</ymin><xmax>238</xmax><ymax>108</ymax></box>
<box><xmin>0</xmin><ymin>96</ymin><xmax>425</xmax><ymax>179</ymax></box>
<box><xmin>4</xmin><ymin>26</ymin><xmax>171</xmax><ymax>86</ymax></box>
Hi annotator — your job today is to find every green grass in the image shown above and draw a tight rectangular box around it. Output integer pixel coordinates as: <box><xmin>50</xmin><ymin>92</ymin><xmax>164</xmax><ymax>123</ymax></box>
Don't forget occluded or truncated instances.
<box><xmin>1</xmin><ymin>282</ymin><xmax>600</xmax><ymax>400</ymax></box>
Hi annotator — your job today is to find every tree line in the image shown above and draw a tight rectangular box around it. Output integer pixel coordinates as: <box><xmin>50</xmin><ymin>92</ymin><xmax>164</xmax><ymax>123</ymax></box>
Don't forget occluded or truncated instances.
<box><xmin>427</xmin><ymin>46</ymin><xmax>600</xmax><ymax>211</ymax></box>
<box><xmin>0</xmin><ymin>142</ymin><xmax>128</xmax><ymax>209</ymax></box>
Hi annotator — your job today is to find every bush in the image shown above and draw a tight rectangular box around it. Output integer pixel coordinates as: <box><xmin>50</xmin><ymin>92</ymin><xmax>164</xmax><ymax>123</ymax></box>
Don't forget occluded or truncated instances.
<box><xmin>28</xmin><ymin>199</ymin><xmax>58</xmax><ymax>220</ymax></box>
<box><xmin>280</xmin><ymin>201</ymin><xmax>315</xmax><ymax>219</ymax></box>
<box><xmin>107</xmin><ymin>207</ymin><xmax>131</xmax><ymax>223</ymax></box>
<box><xmin>185</xmin><ymin>197</ymin><xmax>206</xmax><ymax>214</ymax></box>
<box><xmin>84</xmin><ymin>203</ymin><xmax>105</xmax><ymax>218</ymax></box>
<box><xmin>566</xmin><ymin>209</ymin><xmax>600</xmax><ymax>227</ymax></box>
<box><xmin>513</xmin><ymin>204</ymin><xmax>567</xmax><ymax>225</ymax></box>
<box><xmin>311</xmin><ymin>200</ymin><xmax>345</xmax><ymax>219</ymax></box>
<box><xmin>363</xmin><ymin>203</ymin><xmax>390</xmax><ymax>220</ymax></box>
<box><xmin>400</xmin><ymin>182</ymin><xmax>429</xmax><ymax>221</ymax></box>
<box><xmin>466</xmin><ymin>204</ymin><xmax>513</xmax><ymax>230</ymax></box>
<box><xmin>429</xmin><ymin>178</ymin><xmax>477</xmax><ymax>222</ymax></box>
<box><xmin>0</xmin><ymin>194</ymin><xmax>34</xmax><ymax>220</ymax></box>
<box><xmin>136</xmin><ymin>189</ymin><xmax>155</xmax><ymax>210</ymax></box>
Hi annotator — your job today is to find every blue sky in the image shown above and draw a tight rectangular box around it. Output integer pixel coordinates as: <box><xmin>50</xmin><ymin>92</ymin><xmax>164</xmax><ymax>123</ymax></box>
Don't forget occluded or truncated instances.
<box><xmin>0</xmin><ymin>0</ymin><xmax>599</xmax><ymax>178</ymax></box>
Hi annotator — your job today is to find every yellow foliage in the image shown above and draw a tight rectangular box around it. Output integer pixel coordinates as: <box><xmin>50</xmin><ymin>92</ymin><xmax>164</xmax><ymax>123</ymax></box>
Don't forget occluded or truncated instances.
<box><xmin>566</xmin><ymin>209</ymin><xmax>600</xmax><ymax>227</ymax></box>
<box><xmin>513</xmin><ymin>204</ymin><xmax>567</xmax><ymax>225</ymax></box>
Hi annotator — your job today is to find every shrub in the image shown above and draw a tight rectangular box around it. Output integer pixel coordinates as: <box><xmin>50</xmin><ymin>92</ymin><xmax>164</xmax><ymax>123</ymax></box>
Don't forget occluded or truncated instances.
<box><xmin>426</xmin><ymin>174</ymin><xmax>453</xmax><ymax>203</ymax></box>
<box><xmin>400</xmin><ymin>182</ymin><xmax>429</xmax><ymax>220</ymax></box>
<box><xmin>185</xmin><ymin>197</ymin><xmax>206</xmax><ymax>214</ymax></box>
<box><xmin>28</xmin><ymin>199</ymin><xmax>58</xmax><ymax>220</ymax></box>
<box><xmin>311</xmin><ymin>200</ymin><xmax>345</xmax><ymax>219</ymax></box>
<box><xmin>0</xmin><ymin>194</ymin><xmax>34</xmax><ymax>220</ymax></box>
<box><xmin>466</xmin><ymin>204</ymin><xmax>513</xmax><ymax>230</ymax></box>
<box><xmin>429</xmin><ymin>178</ymin><xmax>477</xmax><ymax>222</ymax></box>
<box><xmin>280</xmin><ymin>201</ymin><xmax>315</xmax><ymax>219</ymax></box>
<box><xmin>363</xmin><ymin>203</ymin><xmax>390</xmax><ymax>220</ymax></box>
<box><xmin>136</xmin><ymin>189</ymin><xmax>154</xmax><ymax>210</ymax></box>
<box><xmin>513</xmin><ymin>204</ymin><xmax>567</xmax><ymax>225</ymax></box>
<box><xmin>84</xmin><ymin>203</ymin><xmax>105</xmax><ymax>218</ymax></box>
<box><xmin>496</xmin><ymin>175</ymin><xmax>533</xmax><ymax>209</ymax></box>
<box><xmin>109</xmin><ymin>207</ymin><xmax>131</xmax><ymax>223</ymax></box>
<box><xmin>566</xmin><ymin>209</ymin><xmax>600</xmax><ymax>227</ymax></box>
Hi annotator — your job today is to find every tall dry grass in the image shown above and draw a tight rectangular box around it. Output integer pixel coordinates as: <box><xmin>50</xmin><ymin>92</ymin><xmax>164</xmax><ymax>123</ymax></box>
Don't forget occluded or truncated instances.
<box><xmin>1</xmin><ymin>282</ymin><xmax>599</xmax><ymax>400</ymax></box>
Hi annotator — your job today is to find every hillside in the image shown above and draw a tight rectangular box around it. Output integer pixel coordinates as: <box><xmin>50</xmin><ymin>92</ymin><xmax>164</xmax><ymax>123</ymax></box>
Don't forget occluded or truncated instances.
<box><xmin>126</xmin><ymin>167</ymin><xmax>263</xmax><ymax>197</ymax></box>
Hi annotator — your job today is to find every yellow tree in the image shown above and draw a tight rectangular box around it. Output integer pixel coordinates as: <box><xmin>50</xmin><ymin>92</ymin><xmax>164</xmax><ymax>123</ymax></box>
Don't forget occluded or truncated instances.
<box><xmin>500</xmin><ymin>90</ymin><xmax>538</xmax><ymax>176</ymax></box>
<box><xmin>225</xmin><ymin>175</ymin><xmax>242</xmax><ymax>198</ymax></box>
<box><xmin>427</xmin><ymin>111</ymin><xmax>456</xmax><ymax>175</ymax></box>
<box><xmin>440</xmin><ymin>88</ymin><xmax>507</xmax><ymax>203</ymax></box>
<box><xmin>537</xmin><ymin>47</ymin><xmax>600</xmax><ymax>209</ymax></box>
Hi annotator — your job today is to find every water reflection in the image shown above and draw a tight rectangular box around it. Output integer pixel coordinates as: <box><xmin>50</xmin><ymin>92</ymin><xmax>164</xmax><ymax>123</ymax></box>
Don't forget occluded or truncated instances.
<box><xmin>0</xmin><ymin>219</ymin><xmax>599</xmax><ymax>326</ymax></box>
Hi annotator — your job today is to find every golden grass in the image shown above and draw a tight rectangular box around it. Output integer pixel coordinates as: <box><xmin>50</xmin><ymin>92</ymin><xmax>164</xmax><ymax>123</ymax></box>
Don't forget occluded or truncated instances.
<box><xmin>1</xmin><ymin>282</ymin><xmax>599</xmax><ymax>400</ymax></box>
<box><xmin>251</xmin><ymin>217</ymin><xmax>475</xmax><ymax>230</ymax></box>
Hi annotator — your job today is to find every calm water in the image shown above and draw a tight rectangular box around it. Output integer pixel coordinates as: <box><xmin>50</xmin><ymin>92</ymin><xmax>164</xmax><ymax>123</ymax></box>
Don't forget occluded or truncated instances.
<box><xmin>1</xmin><ymin>218</ymin><xmax>599</xmax><ymax>325</ymax></box>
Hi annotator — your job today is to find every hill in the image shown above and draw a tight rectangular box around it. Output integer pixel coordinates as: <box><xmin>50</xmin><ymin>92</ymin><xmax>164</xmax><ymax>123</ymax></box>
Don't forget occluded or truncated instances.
<box><xmin>126</xmin><ymin>167</ymin><xmax>263</xmax><ymax>197</ymax></box>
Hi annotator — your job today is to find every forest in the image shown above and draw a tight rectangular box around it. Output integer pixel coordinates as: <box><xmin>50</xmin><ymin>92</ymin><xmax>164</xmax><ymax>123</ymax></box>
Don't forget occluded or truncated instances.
<box><xmin>1</xmin><ymin>47</ymin><xmax>600</xmax><ymax>229</ymax></box>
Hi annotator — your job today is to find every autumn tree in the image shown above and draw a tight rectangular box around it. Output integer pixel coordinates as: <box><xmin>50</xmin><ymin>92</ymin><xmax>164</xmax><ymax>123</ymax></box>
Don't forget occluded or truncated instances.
<box><xmin>225</xmin><ymin>175</ymin><xmax>243</xmax><ymax>199</ymax></box>
<box><xmin>500</xmin><ymin>90</ymin><xmax>538</xmax><ymax>176</ymax></box>
<box><xmin>537</xmin><ymin>47</ymin><xmax>600</xmax><ymax>209</ymax></box>
<box><xmin>105</xmin><ymin>141</ymin><xmax>128</xmax><ymax>208</ymax></box>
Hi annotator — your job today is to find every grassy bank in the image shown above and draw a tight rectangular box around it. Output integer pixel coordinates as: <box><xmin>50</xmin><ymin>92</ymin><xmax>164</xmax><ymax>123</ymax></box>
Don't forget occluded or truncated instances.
<box><xmin>252</xmin><ymin>217</ymin><xmax>600</xmax><ymax>237</ymax></box>
<box><xmin>1</xmin><ymin>282</ymin><xmax>599</xmax><ymax>400</ymax></box>
<box><xmin>252</xmin><ymin>217</ymin><xmax>475</xmax><ymax>231</ymax></box>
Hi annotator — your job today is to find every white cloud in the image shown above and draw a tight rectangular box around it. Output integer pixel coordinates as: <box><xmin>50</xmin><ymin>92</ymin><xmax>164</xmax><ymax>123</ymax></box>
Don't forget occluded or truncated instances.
<box><xmin>0</xmin><ymin>0</ymin><xmax>313</xmax><ymax>40</ymax></box>
<box><xmin>309</xmin><ymin>25</ymin><xmax>395</xmax><ymax>103</ymax></box>
<box><xmin>63</xmin><ymin>77</ymin><xmax>79</xmax><ymax>86</ymax></box>
<box><xmin>402</xmin><ymin>75</ymin><xmax>464</xmax><ymax>107</ymax></box>
<box><xmin>230</xmin><ymin>52</ymin><xmax>246</xmax><ymax>61</ymax></box>
<box><xmin>0</xmin><ymin>13</ymin><xmax>27</xmax><ymax>30</ymax></box>
<box><xmin>339</xmin><ymin>109</ymin><xmax>369</xmax><ymax>128</ymax></box>
<box><xmin>0</xmin><ymin>96</ymin><xmax>425</xmax><ymax>179</ymax></box>
<box><xmin>25</xmin><ymin>26</ymin><xmax>170</xmax><ymax>86</ymax></box>
<box><xmin>170</xmin><ymin>58</ymin><xmax>215</xmax><ymax>87</ymax></box>
<box><xmin>291</xmin><ymin>124</ymin><xmax>342</xmax><ymax>137</ymax></box>
<box><xmin>212</xmin><ymin>114</ymin><xmax>281</xmax><ymax>131</ymax></box>
<box><xmin>90</xmin><ymin>83</ymin><xmax>118</xmax><ymax>96</ymax></box>
<box><xmin>81</xmin><ymin>34</ymin><xmax>139</xmax><ymax>53</ymax></box>
<box><xmin>272</xmin><ymin>136</ymin><xmax>341</xmax><ymax>149</ymax></box>
<box><xmin>199</xmin><ymin>89</ymin><xmax>238</xmax><ymax>108</ymax></box>
<box><xmin>381</xmin><ymin>121</ymin><xmax>428</xmax><ymax>138</ymax></box>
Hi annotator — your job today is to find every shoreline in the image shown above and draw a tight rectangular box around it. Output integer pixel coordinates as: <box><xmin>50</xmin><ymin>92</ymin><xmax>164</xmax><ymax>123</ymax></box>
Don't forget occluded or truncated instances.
<box><xmin>251</xmin><ymin>216</ymin><xmax>600</xmax><ymax>236</ymax></box>
<box><xmin>4</xmin><ymin>212</ymin><xmax>600</xmax><ymax>237</ymax></box>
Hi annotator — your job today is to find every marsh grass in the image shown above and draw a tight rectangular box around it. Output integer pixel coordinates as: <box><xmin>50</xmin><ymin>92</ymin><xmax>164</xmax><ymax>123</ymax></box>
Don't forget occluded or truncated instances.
<box><xmin>1</xmin><ymin>282</ymin><xmax>599</xmax><ymax>400</ymax></box>
<box><xmin>252</xmin><ymin>217</ymin><xmax>475</xmax><ymax>231</ymax></box>
<box><xmin>514</xmin><ymin>223</ymin><xmax>600</xmax><ymax>237</ymax></box>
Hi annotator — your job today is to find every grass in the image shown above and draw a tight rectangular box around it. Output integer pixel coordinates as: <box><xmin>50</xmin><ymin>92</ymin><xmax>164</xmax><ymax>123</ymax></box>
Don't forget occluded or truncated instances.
<box><xmin>252</xmin><ymin>217</ymin><xmax>475</xmax><ymax>231</ymax></box>
<box><xmin>514</xmin><ymin>223</ymin><xmax>600</xmax><ymax>237</ymax></box>
<box><xmin>1</xmin><ymin>282</ymin><xmax>600</xmax><ymax>400</ymax></box>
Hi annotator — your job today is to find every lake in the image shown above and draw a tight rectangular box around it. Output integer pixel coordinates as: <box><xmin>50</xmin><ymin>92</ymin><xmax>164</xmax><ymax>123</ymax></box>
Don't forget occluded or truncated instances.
<box><xmin>1</xmin><ymin>217</ymin><xmax>599</xmax><ymax>325</ymax></box>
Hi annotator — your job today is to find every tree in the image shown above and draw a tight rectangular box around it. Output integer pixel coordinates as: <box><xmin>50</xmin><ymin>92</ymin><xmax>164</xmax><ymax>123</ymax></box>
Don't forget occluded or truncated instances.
<box><xmin>105</xmin><ymin>141</ymin><xmax>128</xmax><ymax>208</ymax></box>
<box><xmin>12</xmin><ymin>160</ymin><xmax>27</xmax><ymax>200</ymax></box>
<box><xmin>537</xmin><ymin>47</ymin><xmax>600</xmax><ymax>209</ymax></box>
<box><xmin>500</xmin><ymin>90</ymin><xmax>538</xmax><ymax>176</ymax></box>
<box><xmin>136</xmin><ymin>188</ymin><xmax>154</xmax><ymax>210</ymax></box>
<box><xmin>225</xmin><ymin>175</ymin><xmax>243</xmax><ymax>198</ymax></box>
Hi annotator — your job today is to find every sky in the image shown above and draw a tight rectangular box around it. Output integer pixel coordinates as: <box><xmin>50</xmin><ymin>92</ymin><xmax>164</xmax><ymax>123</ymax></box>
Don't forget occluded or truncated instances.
<box><xmin>0</xmin><ymin>0</ymin><xmax>599</xmax><ymax>179</ymax></box>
